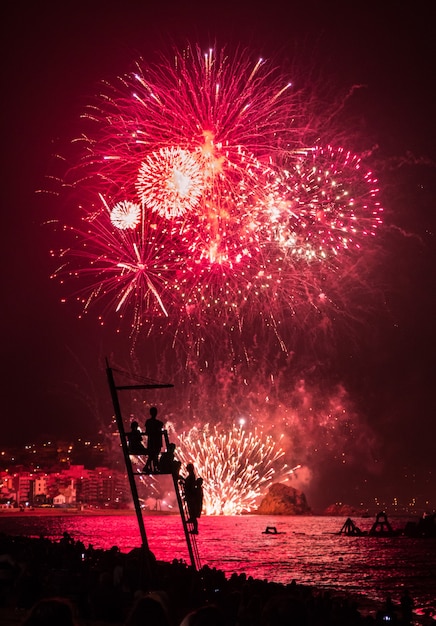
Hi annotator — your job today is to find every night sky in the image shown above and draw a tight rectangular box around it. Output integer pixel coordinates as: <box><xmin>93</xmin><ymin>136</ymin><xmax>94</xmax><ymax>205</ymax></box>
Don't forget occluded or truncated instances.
<box><xmin>2</xmin><ymin>1</ymin><xmax>435</xmax><ymax>511</ymax></box>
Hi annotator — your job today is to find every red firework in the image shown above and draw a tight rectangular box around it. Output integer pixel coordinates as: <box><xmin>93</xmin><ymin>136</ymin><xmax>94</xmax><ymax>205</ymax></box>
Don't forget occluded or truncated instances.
<box><xmin>52</xmin><ymin>202</ymin><xmax>183</xmax><ymax>329</ymax></box>
<box><xmin>54</xmin><ymin>44</ymin><xmax>383</xmax><ymax>341</ymax></box>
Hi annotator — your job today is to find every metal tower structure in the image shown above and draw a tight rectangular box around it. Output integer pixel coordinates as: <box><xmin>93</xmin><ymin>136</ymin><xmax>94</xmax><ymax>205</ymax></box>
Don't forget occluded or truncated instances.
<box><xmin>105</xmin><ymin>359</ymin><xmax>201</xmax><ymax>570</ymax></box>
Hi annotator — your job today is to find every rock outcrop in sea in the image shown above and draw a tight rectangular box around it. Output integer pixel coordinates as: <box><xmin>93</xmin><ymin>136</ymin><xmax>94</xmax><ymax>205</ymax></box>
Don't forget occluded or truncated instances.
<box><xmin>323</xmin><ymin>503</ymin><xmax>368</xmax><ymax>516</ymax></box>
<box><xmin>257</xmin><ymin>482</ymin><xmax>311</xmax><ymax>515</ymax></box>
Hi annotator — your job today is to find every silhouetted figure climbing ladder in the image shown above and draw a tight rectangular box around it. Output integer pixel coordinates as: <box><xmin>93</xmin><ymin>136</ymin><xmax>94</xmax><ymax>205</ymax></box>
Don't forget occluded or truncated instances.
<box><xmin>161</xmin><ymin>431</ymin><xmax>201</xmax><ymax>568</ymax></box>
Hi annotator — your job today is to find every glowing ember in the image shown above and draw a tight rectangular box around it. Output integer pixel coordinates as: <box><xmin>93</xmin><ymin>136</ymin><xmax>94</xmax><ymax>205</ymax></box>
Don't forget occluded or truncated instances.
<box><xmin>272</xmin><ymin>146</ymin><xmax>383</xmax><ymax>260</ymax></box>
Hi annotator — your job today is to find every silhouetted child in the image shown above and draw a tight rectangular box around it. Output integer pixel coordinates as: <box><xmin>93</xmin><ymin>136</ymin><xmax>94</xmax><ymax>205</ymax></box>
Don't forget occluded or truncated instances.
<box><xmin>158</xmin><ymin>442</ymin><xmax>181</xmax><ymax>476</ymax></box>
<box><xmin>126</xmin><ymin>421</ymin><xmax>147</xmax><ymax>455</ymax></box>
<box><xmin>195</xmin><ymin>477</ymin><xmax>204</xmax><ymax>520</ymax></box>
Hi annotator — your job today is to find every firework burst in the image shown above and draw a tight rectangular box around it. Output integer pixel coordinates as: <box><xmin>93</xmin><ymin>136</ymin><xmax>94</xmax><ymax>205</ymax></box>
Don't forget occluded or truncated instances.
<box><xmin>53</xmin><ymin>43</ymin><xmax>383</xmax><ymax>351</ymax></box>
<box><xmin>75</xmin><ymin>46</ymin><xmax>297</xmax><ymax>204</ymax></box>
<box><xmin>49</xmin><ymin>44</ymin><xmax>386</xmax><ymax>516</ymax></box>
<box><xmin>174</xmin><ymin>424</ymin><xmax>296</xmax><ymax>515</ymax></box>
<box><xmin>136</xmin><ymin>147</ymin><xmax>205</xmax><ymax>218</ymax></box>
<box><xmin>271</xmin><ymin>145</ymin><xmax>383</xmax><ymax>261</ymax></box>
<box><xmin>52</xmin><ymin>199</ymin><xmax>183</xmax><ymax>328</ymax></box>
<box><xmin>110</xmin><ymin>200</ymin><xmax>142</xmax><ymax>229</ymax></box>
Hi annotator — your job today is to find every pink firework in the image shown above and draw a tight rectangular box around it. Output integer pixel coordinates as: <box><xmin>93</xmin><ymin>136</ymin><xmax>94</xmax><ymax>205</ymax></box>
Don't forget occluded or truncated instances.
<box><xmin>78</xmin><ymin>45</ymin><xmax>296</xmax><ymax>202</ymax></box>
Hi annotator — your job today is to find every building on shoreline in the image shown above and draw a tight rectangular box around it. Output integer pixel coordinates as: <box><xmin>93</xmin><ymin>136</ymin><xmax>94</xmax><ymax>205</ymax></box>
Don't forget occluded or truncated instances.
<box><xmin>0</xmin><ymin>465</ymin><xmax>131</xmax><ymax>509</ymax></box>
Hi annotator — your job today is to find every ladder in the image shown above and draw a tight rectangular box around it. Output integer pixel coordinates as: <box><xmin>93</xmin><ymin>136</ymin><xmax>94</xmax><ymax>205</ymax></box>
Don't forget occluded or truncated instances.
<box><xmin>106</xmin><ymin>361</ymin><xmax>201</xmax><ymax>571</ymax></box>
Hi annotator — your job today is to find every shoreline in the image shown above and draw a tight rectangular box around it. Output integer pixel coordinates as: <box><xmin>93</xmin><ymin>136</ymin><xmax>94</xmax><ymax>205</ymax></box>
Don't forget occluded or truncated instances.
<box><xmin>0</xmin><ymin>508</ymin><xmax>173</xmax><ymax>517</ymax></box>
<box><xmin>0</xmin><ymin>508</ymin><xmax>425</xmax><ymax>518</ymax></box>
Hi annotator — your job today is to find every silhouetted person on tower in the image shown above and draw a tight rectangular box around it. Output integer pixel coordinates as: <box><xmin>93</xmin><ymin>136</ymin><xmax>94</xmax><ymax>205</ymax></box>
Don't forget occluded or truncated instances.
<box><xmin>144</xmin><ymin>407</ymin><xmax>164</xmax><ymax>473</ymax></box>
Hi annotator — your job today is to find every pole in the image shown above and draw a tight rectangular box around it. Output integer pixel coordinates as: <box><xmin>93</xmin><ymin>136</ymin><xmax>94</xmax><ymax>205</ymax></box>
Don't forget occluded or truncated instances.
<box><xmin>105</xmin><ymin>362</ymin><xmax>149</xmax><ymax>551</ymax></box>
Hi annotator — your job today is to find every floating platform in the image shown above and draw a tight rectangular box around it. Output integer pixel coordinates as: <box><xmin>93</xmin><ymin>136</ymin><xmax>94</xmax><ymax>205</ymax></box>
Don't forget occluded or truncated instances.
<box><xmin>368</xmin><ymin>511</ymin><xmax>398</xmax><ymax>536</ymax></box>
<box><xmin>338</xmin><ymin>512</ymin><xmax>402</xmax><ymax>537</ymax></box>
<box><xmin>262</xmin><ymin>526</ymin><xmax>285</xmax><ymax>535</ymax></box>
<box><xmin>338</xmin><ymin>517</ymin><xmax>365</xmax><ymax>536</ymax></box>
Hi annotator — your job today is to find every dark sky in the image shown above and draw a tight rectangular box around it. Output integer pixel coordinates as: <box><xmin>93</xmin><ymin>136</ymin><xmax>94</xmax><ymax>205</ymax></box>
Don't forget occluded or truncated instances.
<box><xmin>2</xmin><ymin>1</ymin><xmax>435</xmax><ymax>510</ymax></box>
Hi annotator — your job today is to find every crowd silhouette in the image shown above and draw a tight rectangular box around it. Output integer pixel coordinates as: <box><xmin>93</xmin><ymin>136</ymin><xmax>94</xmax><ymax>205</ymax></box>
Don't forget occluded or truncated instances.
<box><xmin>0</xmin><ymin>530</ymin><xmax>421</xmax><ymax>626</ymax></box>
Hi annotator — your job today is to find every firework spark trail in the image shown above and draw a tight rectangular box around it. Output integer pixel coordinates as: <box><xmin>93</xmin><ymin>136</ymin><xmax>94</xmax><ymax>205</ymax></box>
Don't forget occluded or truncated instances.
<box><xmin>51</xmin><ymin>201</ymin><xmax>185</xmax><ymax>328</ymax></box>
<box><xmin>174</xmin><ymin>424</ymin><xmax>296</xmax><ymax>515</ymax></box>
<box><xmin>77</xmin><ymin>45</ymin><xmax>297</xmax><ymax>201</ymax></box>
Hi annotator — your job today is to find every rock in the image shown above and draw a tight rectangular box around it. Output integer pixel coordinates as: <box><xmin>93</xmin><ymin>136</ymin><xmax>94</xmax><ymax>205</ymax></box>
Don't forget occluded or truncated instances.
<box><xmin>323</xmin><ymin>503</ymin><xmax>367</xmax><ymax>516</ymax></box>
<box><xmin>257</xmin><ymin>483</ymin><xmax>311</xmax><ymax>515</ymax></box>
